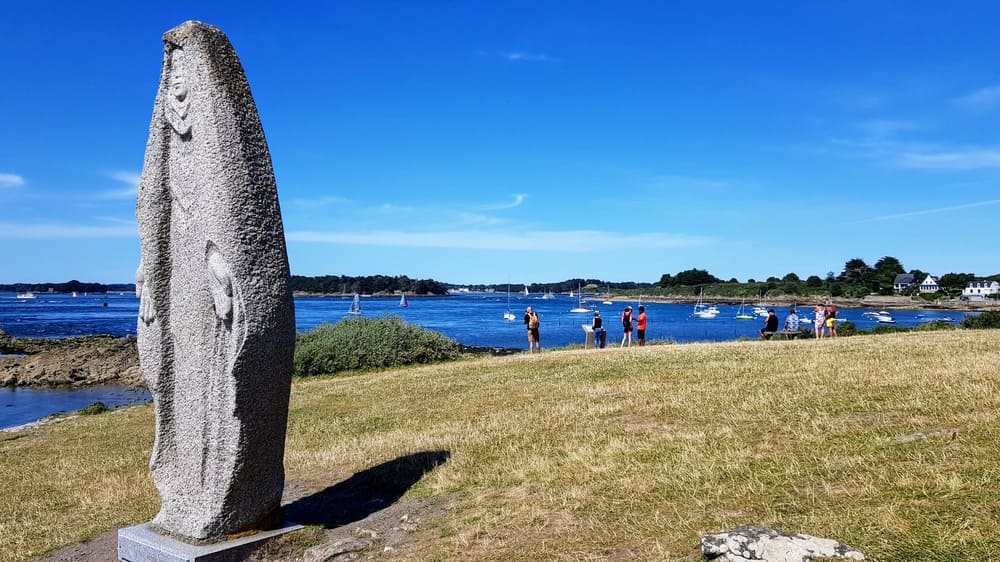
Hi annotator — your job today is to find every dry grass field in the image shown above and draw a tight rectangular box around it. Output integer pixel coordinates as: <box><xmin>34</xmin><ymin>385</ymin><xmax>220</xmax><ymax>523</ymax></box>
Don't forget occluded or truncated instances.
<box><xmin>2</xmin><ymin>329</ymin><xmax>998</xmax><ymax>561</ymax></box>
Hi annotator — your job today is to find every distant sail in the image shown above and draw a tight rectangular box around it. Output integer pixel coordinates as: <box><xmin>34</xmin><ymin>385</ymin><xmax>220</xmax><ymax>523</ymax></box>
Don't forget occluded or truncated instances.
<box><xmin>348</xmin><ymin>293</ymin><xmax>361</xmax><ymax>315</ymax></box>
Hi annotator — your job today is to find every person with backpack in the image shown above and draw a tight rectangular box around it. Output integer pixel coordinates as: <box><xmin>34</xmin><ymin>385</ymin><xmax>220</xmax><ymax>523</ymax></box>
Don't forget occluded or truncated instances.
<box><xmin>592</xmin><ymin>310</ymin><xmax>606</xmax><ymax>349</ymax></box>
<box><xmin>524</xmin><ymin>306</ymin><xmax>541</xmax><ymax>353</ymax></box>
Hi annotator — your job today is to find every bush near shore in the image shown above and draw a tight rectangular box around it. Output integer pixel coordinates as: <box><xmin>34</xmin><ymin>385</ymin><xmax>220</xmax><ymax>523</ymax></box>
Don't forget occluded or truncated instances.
<box><xmin>293</xmin><ymin>315</ymin><xmax>461</xmax><ymax>377</ymax></box>
<box><xmin>2</xmin><ymin>329</ymin><xmax>999</xmax><ymax>561</ymax></box>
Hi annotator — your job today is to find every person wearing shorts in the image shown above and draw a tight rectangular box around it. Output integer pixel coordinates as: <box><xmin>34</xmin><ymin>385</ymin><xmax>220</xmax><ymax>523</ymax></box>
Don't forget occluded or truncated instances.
<box><xmin>813</xmin><ymin>303</ymin><xmax>826</xmax><ymax>338</ymax></box>
<box><xmin>825</xmin><ymin>304</ymin><xmax>838</xmax><ymax>337</ymax></box>
<box><xmin>524</xmin><ymin>306</ymin><xmax>541</xmax><ymax>353</ymax></box>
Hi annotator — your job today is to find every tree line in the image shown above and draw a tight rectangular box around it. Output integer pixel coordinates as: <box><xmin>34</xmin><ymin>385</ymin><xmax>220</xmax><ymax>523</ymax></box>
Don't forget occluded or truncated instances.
<box><xmin>291</xmin><ymin>274</ymin><xmax>448</xmax><ymax>295</ymax></box>
<box><xmin>657</xmin><ymin>256</ymin><xmax>999</xmax><ymax>299</ymax></box>
<box><xmin>0</xmin><ymin>280</ymin><xmax>135</xmax><ymax>294</ymax></box>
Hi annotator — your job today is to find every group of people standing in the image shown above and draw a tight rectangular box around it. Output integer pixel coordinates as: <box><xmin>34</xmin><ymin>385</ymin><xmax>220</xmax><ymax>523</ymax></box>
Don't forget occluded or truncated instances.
<box><xmin>759</xmin><ymin>303</ymin><xmax>839</xmax><ymax>339</ymax></box>
<box><xmin>811</xmin><ymin>303</ymin><xmax>838</xmax><ymax>338</ymax></box>
<box><xmin>524</xmin><ymin>304</ymin><xmax>648</xmax><ymax>351</ymax></box>
<box><xmin>613</xmin><ymin>305</ymin><xmax>647</xmax><ymax>347</ymax></box>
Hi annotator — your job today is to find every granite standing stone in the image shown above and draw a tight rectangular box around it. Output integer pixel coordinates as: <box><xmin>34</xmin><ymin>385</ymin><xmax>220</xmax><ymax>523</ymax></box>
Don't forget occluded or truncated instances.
<box><xmin>134</xmin><ymin>20</ymin><xmax>295</xmax><ymax>542</ymax></box>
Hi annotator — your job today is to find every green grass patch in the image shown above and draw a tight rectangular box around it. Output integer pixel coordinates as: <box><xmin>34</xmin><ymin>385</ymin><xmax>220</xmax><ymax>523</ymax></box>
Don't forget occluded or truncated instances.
<box><xmin>2</xmin><ymin>330</ymin><xmax>999</xmax><ymax>561</ymax></box>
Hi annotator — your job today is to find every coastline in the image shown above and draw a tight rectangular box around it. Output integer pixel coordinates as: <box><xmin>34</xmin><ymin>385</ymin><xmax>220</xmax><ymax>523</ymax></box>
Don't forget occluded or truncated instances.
<box><xmin>599</xmin><ymin>294</ymin><xmax>999</xmax><ymax>311</ymax></box>
<box><xmin>0</xmin><ymin>334</ymin><xmax>144</xmax><ymax>389</ymax></box>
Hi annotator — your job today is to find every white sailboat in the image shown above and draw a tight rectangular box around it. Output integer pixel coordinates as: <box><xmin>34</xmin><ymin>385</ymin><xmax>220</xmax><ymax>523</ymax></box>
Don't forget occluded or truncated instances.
<box><xmin>523</xmin><ymin>285</ymin><xmax>530</xmax><ymax>296</ymax></box>
<box><xmin>16</xmin><ymin>291</ymin><xmax>36</xmax><ymax>299</ymax></box>
<box><xmin>602</xmin><ymin>284</ymin><xmax>613</xmax><ymax>305</ymax></box>
<box><xmin>347</xmin><ymin>293</ymin><xmax>361</xmax><ymax>315</ymax></box>
<box><xmin>692</xmin><ymin>289</ymin><xmax>718</xmax><ymax>318</ymax></box>
<box><xmin>569</xmin><ymin>284</ymin><xmax>589</xmax><ymax>313</ymax></box>
<box><xmin>735</xmin><ymin>297</ymin><xmax>754</xmax><ymax>320</ymax></box>
<box><xmin>504</xmin><ymin>283</ymin><xmax>516</xmax><ymax>321</ymax></box>
<box><xmin>399</xmin><ymin>293</ymin><xmax>408</xmax><ymax>308</ymax></box>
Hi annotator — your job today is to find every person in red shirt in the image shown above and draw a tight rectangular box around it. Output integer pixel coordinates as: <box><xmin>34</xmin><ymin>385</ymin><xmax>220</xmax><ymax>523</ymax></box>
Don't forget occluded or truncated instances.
<box><xmin>636</xmin><ymin>305</ymin><xmax>648</xmax><ymax>346</ymax></box>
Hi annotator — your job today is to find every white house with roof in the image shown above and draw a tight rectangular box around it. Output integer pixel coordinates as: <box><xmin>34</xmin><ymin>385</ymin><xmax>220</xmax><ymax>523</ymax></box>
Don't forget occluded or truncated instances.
<box><xmin>919</xmin><ymin>275</ymin><xmax>940</xmax><ymax>294</ymax></box>
<box><xmin>962</xmin><ymin>281</ymin><xmax>1000</xmax><ymax>301</ymax></box>
<box><xmin>893</xmin><ymin>273</ymin><xmax>915</xmax><ymax>292</ymax></box>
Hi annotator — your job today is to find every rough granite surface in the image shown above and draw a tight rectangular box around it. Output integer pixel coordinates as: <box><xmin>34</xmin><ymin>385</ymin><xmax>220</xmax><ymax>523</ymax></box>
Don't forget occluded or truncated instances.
<box><xmin>135</xmin><ymin>20</ymin><xmax>295</xmax><ymax>542</ymax></box>
<box><xmin>702</xmin><ymin>525</ymin><xmax>865</xmax><ymax>562</ymax></box>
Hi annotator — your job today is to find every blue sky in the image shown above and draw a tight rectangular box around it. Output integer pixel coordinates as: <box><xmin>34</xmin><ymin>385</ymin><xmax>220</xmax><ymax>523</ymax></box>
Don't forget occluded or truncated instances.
<box><xmin>3</xmin><ymin>2</ymin><xmax>1000</xmax><ymax>285</ymax></box>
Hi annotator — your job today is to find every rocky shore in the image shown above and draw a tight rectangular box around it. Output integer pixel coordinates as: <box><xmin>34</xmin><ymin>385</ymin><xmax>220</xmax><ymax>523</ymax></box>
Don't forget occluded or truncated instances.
<box><xmin>0</xmin><ymin>330</ymin><xmax>144</xmax><ymax>388</ymax></box>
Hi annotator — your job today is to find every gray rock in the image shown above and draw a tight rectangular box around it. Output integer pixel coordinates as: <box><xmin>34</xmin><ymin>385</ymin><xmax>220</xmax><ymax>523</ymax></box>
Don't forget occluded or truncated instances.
<box><xmin>303</xmin><ymin>538</ymin><xmax>373</xmax><ymax>562</ymax></box>
<box><xmin>702</xmin><ymin>525</ymin><xmax>865</xmax><ymax>562</ymax></box>
<box><xmin>135</xmin><ymin>20</ymin><xmax>295</xmax><ymax>542</ymax></box>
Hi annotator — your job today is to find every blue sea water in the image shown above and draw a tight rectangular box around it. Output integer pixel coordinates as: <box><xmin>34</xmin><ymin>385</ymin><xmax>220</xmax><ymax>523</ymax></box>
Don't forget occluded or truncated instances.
<box><xmin>0</xmin><ymin>291</ymin><xmax>973</xmax><ymax>429</ymax></box>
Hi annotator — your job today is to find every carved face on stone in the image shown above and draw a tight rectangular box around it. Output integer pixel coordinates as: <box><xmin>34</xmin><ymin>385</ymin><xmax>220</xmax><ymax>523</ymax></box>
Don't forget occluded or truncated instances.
<box><xmin>165</xmin><ymin>48</ymin><xmax>192</xmax><ymax>137</ymax></box>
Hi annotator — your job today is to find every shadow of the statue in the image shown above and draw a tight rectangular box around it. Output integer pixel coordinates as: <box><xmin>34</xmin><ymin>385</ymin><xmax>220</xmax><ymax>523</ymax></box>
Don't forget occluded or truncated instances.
<box><xmin>282</xmin><ymin>450</ymin><xmax>451</xmax><ymax>528</ymax></box>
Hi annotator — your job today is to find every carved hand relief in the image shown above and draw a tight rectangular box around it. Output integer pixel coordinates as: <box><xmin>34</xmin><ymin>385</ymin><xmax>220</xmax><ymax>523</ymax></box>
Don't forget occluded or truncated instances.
<box><xmin>137</xmin><ymin>264</ymin><xmax>156</xmax><ymax>325</ymax></box>
<box><xmin>165</xmin><ymin>48</ymin><xmax>192</xmax><ymax>137</ymax></box>
<box><xmin>206</xmin><ymin>243</ymin><xmax>234</xmax><ymax>322</ymax></box>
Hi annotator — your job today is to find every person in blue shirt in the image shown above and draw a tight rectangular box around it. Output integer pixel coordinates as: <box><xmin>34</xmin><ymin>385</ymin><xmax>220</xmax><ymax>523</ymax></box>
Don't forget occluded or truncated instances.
<box><xmin>784</xmin><ymin>308</ymin><xmax>800</xmax><ymax>333</ymax></box>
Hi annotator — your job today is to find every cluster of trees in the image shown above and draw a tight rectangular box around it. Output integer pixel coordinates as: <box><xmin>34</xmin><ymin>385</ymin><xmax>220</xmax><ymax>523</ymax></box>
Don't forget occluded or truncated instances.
<box><xmin>0</xmin><ymin>280</ymin><xmax>135</xmax><ymax>294</ymax></box>
<box><xmin>290</xmin><ymin>274</ymin><xmax>448</xmax><ymax>295</ymax></box>
<box><xmin>658</xmin><ymin>257</ymin><xmax>997</xmax><ymax>298</ymax></box>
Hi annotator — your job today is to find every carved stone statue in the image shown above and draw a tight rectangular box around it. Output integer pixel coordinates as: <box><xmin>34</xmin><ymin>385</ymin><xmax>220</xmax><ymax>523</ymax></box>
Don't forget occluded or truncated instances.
<box><xmin>135</xmin><ymin>20</ymin><xmax>295</xmax><ymax>542</ymax></box>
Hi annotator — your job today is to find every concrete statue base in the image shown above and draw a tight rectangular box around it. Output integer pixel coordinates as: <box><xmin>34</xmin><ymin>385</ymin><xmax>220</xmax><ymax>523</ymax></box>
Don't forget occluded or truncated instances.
<box><xmin>118</xmin><ymin>522</ymin><xmax>303</xmax><ymax>562</ymax></box>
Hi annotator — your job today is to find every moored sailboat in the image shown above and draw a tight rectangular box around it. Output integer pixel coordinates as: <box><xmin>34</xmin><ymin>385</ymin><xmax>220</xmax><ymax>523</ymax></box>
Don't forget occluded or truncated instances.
<box><xmin>347</xmin><ymin>293</ymin><xmax>361</xmax><ymax>315</ymax></box>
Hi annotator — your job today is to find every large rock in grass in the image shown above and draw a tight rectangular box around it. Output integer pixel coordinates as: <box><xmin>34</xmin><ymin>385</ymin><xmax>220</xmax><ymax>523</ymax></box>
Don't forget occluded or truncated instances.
<box><xmin>135</xmin><ymin>20</ymin><xmax>295</xmax><ymax>542</ymax></box>
<box><xmin>701</xmin><ymin>525</ymin><xmax>865</xmax><ymax>562</ymax></box>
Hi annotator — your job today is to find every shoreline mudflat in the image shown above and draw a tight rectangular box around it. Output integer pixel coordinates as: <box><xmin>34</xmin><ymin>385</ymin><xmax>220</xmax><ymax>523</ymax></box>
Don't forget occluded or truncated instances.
<box><xmin>0</xmin><ymin>335</ymin><xmax>144</xmax><ymax>389</ymax></box>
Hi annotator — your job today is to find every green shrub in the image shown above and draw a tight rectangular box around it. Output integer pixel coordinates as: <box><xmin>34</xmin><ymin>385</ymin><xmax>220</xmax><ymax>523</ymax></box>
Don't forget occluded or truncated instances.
<box><xmin>914</xmin><ymin>320</ymin><xmax>958</xmax><ymax>332</ymax></box>
<box><xmin>872</xmin><ymin>324</ymin><xmax>912</xmax><ymax>335</ymax></box>
<box><xmin>836</xmin><ymin>320</ymin><xmax>858</xmax><ymax>337</ymax></box>
<box><xmin>294</xmin><ymin>314</ymin><xmax>461</xmax><ymax>376</ymax></box>
<box><xmin>78</xmin><ymin>402</ymin><xmax>109</xmax><ymax>415</ymax></box>
<box><xmin>962</xmin><ymin>311</ymin><xmax>1000</xmax><ymax>329</ymax></box>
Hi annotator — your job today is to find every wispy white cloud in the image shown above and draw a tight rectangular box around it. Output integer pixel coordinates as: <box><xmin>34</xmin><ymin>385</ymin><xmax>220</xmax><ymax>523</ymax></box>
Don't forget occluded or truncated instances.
<box><xmin>858</xmin><ymin>199</ymin><xmax>1000</xmax><ymax>223</ymax></box>
<box><xmin>0</xmin><ymin>173</ymin><xmax>25</xmax><ymax>188</ymax></box>
<box><xmin>952</xmin><ymin>85</ymin><xmax>1000</xmax><ymax>112</ymax></box>
<box><xmin>502</xmin><ymin>51</ymin><xmax>560</xmax><ymax>63</ymax></box>
<box><xmin>94</xmin><ymin>170</ymin><xmax>141</xmax><ymax>199</ymax></box>
<box><xmin>287</xmin><ymin>229</ymin><xmax>711</xmax><ymax>251</ymax></box>
<box><xmin>0</xmin><ymin>221</ymin><xmax>136</xmax><ymax>239</ymax></box>
<box><xmin>895</xmin><ymin>148</ymin><xmax>1000</xmax><ymax>170</ymax></box>
<box><xmin>478</xmin><ymin>194</ymin><xmax>526</xmax><ymax>211</ymax></box>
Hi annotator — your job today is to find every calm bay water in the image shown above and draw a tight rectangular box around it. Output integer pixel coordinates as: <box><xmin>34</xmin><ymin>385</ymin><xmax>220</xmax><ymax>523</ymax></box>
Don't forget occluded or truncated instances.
<box><xmin>0</xmin><ymin>291</ymin><xmax>971</xmax><ymax>429</ymax></box>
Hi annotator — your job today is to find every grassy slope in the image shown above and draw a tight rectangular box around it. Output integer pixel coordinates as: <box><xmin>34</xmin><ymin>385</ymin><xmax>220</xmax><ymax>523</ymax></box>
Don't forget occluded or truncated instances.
<box><xmin>2</xmin><ymin>330</ymin><xmax>998</xmax><ymax>561</ymax></box>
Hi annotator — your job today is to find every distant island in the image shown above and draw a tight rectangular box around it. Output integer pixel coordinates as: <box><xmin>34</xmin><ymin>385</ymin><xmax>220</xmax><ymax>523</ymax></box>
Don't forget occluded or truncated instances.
<box><xmin>0</xmin><ymin>280</ymin><xmax>136</xmax><ymax>294</ymax></box>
